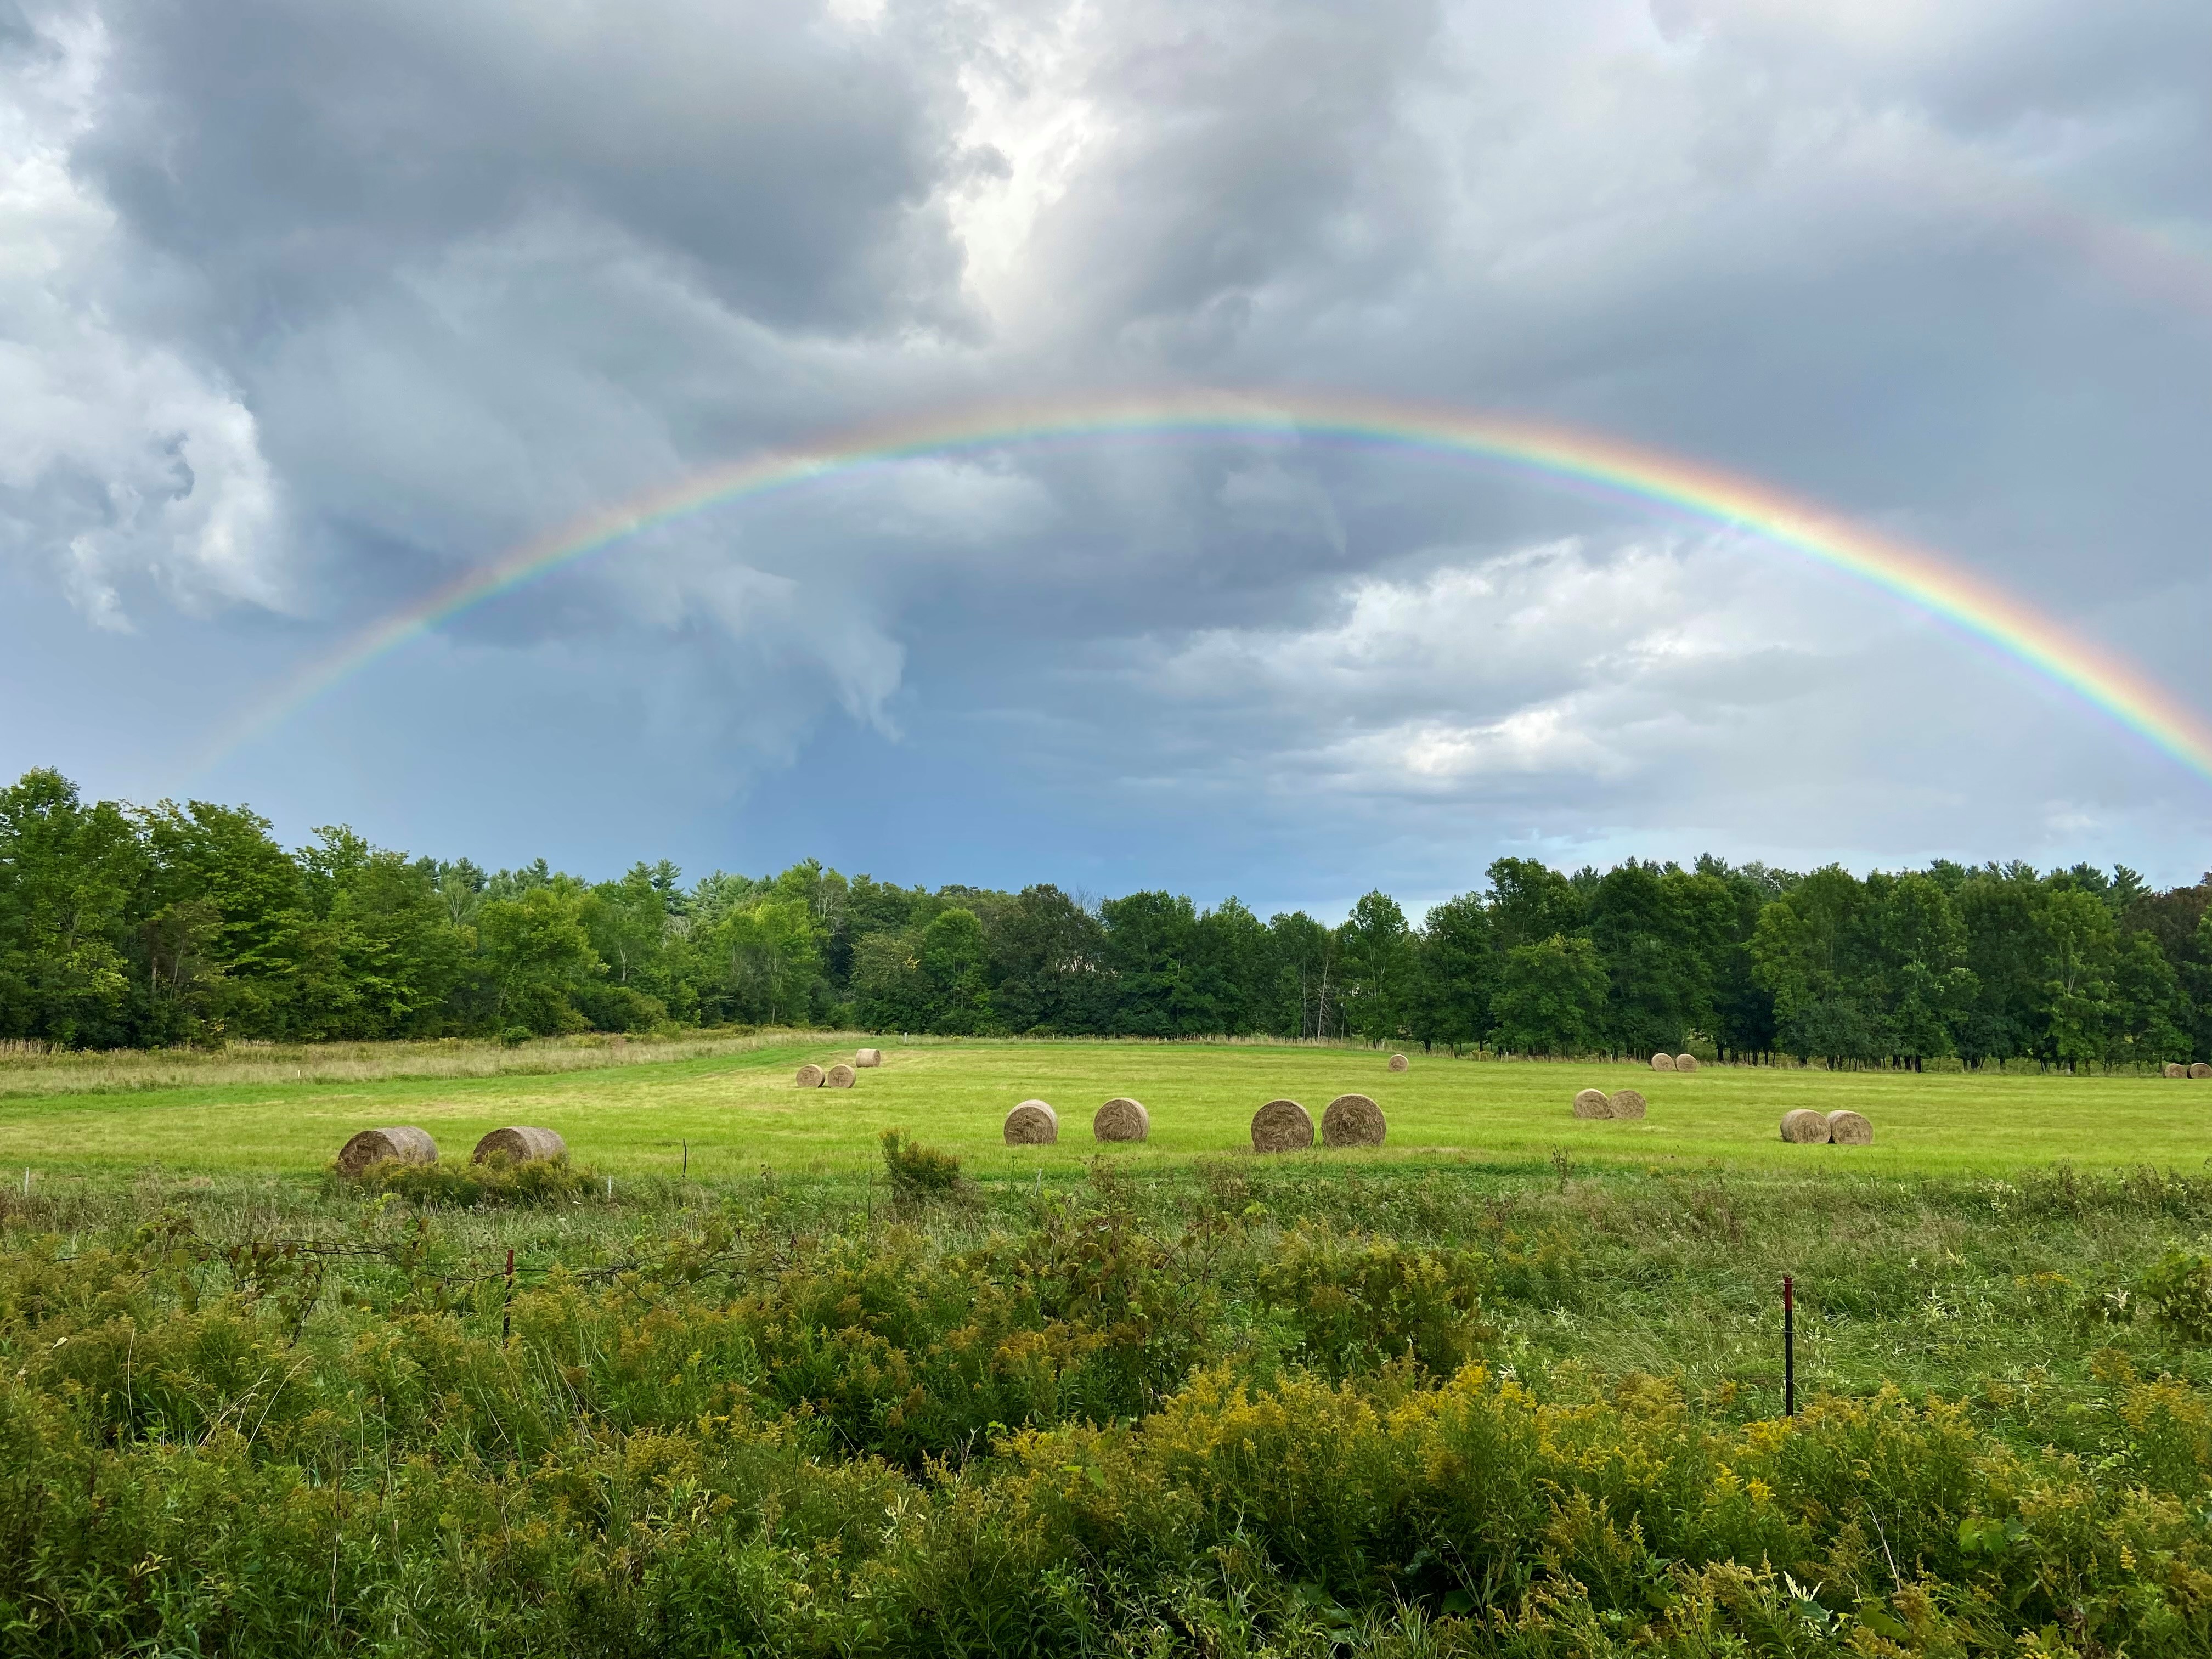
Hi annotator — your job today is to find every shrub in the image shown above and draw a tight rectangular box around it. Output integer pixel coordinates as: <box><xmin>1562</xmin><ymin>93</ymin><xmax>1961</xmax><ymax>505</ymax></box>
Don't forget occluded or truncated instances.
<box><xmin>1257</xmin><ymin>1225</ymin><xmax>1490</xmax><ymax>1379</ymax></box>
<box><xmin>571</xmin><ymin>983</ymin><xmax>670</xmax><ymax>1034</ymax></box>
<box><xmin>880</xmin><ymin>1127</ymin><xmax>963</xmax><ymax>1202</ymax></box>
<box><xmin>2142</xmin><ymin>1248</ymin><xmax>2212</xmax><ymax>1344</ymax></box>
<box><xmin>338</xmin><ymin>1153</ymin><xmax>595</xmax><ymax>1207</ymax></box>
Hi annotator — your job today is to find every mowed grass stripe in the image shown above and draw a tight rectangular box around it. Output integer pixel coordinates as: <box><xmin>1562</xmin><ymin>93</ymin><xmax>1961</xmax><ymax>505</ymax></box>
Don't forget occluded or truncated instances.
<box><xmin>1</xmin><ymin>1039</ymin><xmax>2205</xmax><ymax>1176</ymax></box>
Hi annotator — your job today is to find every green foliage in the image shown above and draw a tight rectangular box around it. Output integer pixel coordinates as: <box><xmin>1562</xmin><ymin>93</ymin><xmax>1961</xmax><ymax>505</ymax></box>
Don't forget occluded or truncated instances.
<box><xmin>477</xmin><ymin>883</ymin><xmax>601</xmax><ymax>1034</ymax></box>
<box><xmin>1257</xmin><ymin>1225</ymin><xmax>1490</xmax><ymax>1378</ymax></box>
<box><xmin>6</xmin><ymin>766</ymin><xmax>2211</xmax><ymax>1066</ymax></box>
<box><xmin>5</xmin><ymin>1166</ymin><xmax>2212</xmax><ymax>1655</ymax></box>
<box><xmin>0</xmin><ymin>770</ymin><xmax>144</xmax><ymax>1047</ymax></box>
<box><xmin>1492</xmin><ymin>934</ymin><xmax>1609</xmax><ymax>1055</ymax></box>
<box><xmin>1336</xmin><ymin>889</ymin><xmax>1416</xmax><ymax>1044</ymax></box>
<box><xmin>2142</xmin><ymin>1249</ymin><xmax>2212</xmax><ymax>1344</ymax></box>
<box><xmin>879</xmin><ymin>1127</ymin><xmax>964</xmax><ymax>1201</ymax></box>
<box><xmin>698</xmin><ymin>895</ymin><xmax>821</xmax><ymax>1025</ymax></box>
<box><xmin>918</xmin><ymin>906</ymin><xmax>992</xmax><ymax>1033</ymax></box>
<box><xmin>1410</xmin><ymin>890</ymin><xmax>1493</xmax><ymax>1052</ymax></box>
<box><xmin>338</xmin><ymin>1152</ymin><xmax>598</xmax><ymax>1206</ymax></box>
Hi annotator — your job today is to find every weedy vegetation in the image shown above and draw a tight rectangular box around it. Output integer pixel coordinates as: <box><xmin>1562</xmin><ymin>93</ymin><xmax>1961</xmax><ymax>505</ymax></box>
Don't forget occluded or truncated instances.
<box><xmin>6</xmin><ymin>1141</ymin><xmax>2212</xmax><ymax>1656</ymax></box>
<box><xmin>335</xmin><ymin>1149</ymin><xmax>602</xmax><ymax>1208</ymax></box>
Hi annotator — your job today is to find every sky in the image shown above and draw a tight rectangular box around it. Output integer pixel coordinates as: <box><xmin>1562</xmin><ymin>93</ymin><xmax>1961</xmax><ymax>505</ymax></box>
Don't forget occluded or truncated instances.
<box><xmin>2</xmin><ymin>0</ymin><xmax>2208</xmax><ymax>915</ymax></box>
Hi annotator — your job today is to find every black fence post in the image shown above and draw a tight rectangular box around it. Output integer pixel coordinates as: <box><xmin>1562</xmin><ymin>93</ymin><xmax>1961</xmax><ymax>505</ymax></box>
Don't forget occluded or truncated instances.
<box><xmin>1783</xmin><ymin>1273</ymin><xmax>1796</xmax><ymax>1417</ymax></box>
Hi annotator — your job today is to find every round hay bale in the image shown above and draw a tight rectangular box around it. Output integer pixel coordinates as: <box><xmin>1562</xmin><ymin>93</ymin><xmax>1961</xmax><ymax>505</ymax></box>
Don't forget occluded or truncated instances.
<box><xmin>1004</xmin><ymin>1100</ymin><xmax>1058</xmax><ymax>1146</ymax></box>
<box><xmin>1093</xmin><ymin>1097</ymin><xmax>1149</xmax><ymax>1142</ymax></box>
<box><xmin>472</xmin><ymin>1126</ymin><xmax>567</xmax><ymax>1165</ymax></box>
<box><xmin>1606</xmin><ymin>1088</ymin><xmax>1647</xmax><ymax>1121</ymax></box>
<box><xmin>1780</xmin><ymin>1109</ymin><xmax>1831</xmax><ymax>1145</ymax></box>
<box><xmin>1387</xmin><ymin>1053</ymin><xmax>1409</xmax><ymax>1073</ymax></box>
<box><xmin>854</xmin><ymin>1048</ymin><xmax>883</xmax><ymax>1068</ymax></box>
<box><xmin>1649</xmin><ymin>1052</ymin><xmax>1676</xmax><ymax>1072</ymax></box>
<box><xmin>1322</xmin><ymin>1093</ymin><xmax>1387</xmax><ymax>1148</ymax></box>
<box><xmin>2164</xmin><ymin>1063</ymin><xmax>2186</xmax><ymax>1079</ymax></box>
<box><xmin>1572</xmin><ymin>1087</ymin><xmax>1611</xmax><ymax>1119</ymax></box>
<box><xmin>2194</xmin><ymin>1063</ymin><xmax>2212</xmax><ymax>1080</ymax></box>
<box><xmin>1826</xmin><ymin>1109</ymin><xmax>1873</xmax><ymax>1146</ymax></box>
<box><xmin>336</xmin><ymin>1126</ymin><xmax>437</xmax><ymax>1177</ymax></box>
<box><xmin>795</xmin><ymin>1064</ymin><xmax>826</xmax><ymax>1088</ymax></box>
<box><xmin>1674</xmin><ymin>1053</ymin><xmax>1699</xmax><ymax>1073</ymax></box>
<box><xmin>1251</xmin><ymin>1098</ymin><xmax>1314</xmax><ymax>1154</ymax></box>
<box><xmin>826</xmin><ymin>1063</ymin><xmax>856</xmax><ymax>1088</ymax></box>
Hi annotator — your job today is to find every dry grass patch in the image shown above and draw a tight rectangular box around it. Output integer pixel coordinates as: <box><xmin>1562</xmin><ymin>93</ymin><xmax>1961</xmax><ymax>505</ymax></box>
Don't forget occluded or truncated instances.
<box><xmin>0</xmin><ymin>1029</ymin><xmax>862</xmax><ymax>1099</ymax></box>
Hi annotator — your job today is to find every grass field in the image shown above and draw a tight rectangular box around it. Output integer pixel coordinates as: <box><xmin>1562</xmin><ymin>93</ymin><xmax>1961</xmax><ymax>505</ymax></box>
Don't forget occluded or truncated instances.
<box><xmin>2</xmin><ymin>1035</ymin><xmax>2205</xmax><ymax>1181</ymax></box>
<box><xmin>8</xmin><ymin>1037</ymin><xmax>2212</xmax><ymax>1654</ymax></box>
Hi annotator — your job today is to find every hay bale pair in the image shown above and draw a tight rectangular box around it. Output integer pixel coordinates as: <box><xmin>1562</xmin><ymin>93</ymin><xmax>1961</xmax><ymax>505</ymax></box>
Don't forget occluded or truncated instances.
<box><xmin>796</xmin><ymin>1063</ymin><xmax>857</xmax><ymax>1088</ymax></box>
<box><xmin>336</xmin><ymin>1124</ymin><xmax>567</xmax><ymax>1175</ymax></box>
<box><xmin>1780</xmin><ymin>1109</ymin><xmax>1872</xmax><ymax>1146</ymax></box>
<box><xmin>1649</xmin><ymin>1053</ymin><xmax>1699</xmax><ymax>1073</ymax></box>
<box><xmin>1003</xmin><ymin>1096</ymin><xmax>1153</xmax><ymax>1146</ymax></box>
<box><xmin>1571</xmin><ymin>1088</ymin><xmax>1645</xmax><ymax>1121</ymax></box>
<box><xmin>1250</xmin><ymin>1094</ymin><xmax>1386</xmax><ymax>1153</ymax></box>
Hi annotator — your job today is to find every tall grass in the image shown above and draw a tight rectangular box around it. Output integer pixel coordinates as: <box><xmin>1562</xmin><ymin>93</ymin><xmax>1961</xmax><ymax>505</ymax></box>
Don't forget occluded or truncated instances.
<box><xmin>0</xmin><ymin>1027</ymin><xmax>868</xmax><ymax>1098</ymax></box>
<box><xmin>4</xmin><ymin>1156</ymin><xmax>2211</xmax><ymax>1654</ymax></box>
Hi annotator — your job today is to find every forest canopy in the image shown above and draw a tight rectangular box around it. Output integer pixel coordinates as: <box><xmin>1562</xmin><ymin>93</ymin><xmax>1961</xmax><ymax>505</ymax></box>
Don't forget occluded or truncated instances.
<box><xmin>2</xmin><ymin>767</ymin><xmax>2205</xmax><ymax>1068</ymax></box>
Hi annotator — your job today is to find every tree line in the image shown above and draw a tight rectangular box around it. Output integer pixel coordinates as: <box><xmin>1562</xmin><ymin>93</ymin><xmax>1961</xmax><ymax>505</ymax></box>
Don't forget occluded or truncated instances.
<box><xmin>2</xmin><ymin>766</ymin><xmax>2207</xmax><ymax>1068</ymax></box>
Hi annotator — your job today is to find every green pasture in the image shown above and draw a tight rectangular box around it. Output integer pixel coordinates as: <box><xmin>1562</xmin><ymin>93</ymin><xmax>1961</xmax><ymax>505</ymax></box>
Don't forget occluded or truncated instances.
<box><xmin>2</xmin><ymin>1038</ymin><xmax>2205</xmax><ymax>1179</ymax></box>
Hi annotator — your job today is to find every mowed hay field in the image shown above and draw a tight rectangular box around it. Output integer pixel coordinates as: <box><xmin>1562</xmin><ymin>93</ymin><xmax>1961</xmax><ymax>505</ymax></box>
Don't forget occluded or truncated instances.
<box><xmin>2</xmin><ymin>1036</ymin><xmax>2205</xmax><ymax>1178</ymax></box>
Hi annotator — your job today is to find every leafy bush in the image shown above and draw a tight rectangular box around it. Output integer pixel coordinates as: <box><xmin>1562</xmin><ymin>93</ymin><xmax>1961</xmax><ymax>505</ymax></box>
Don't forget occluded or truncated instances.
<box><xmin>1257</xmin><ymin>1225</ymin><xmax>1490</xmax><ymax>1378</ymax></box>
<box><xmin>879</xmin><ymin>1127</ymin><xmax>963</xmax><ymax>1203</ymax></box>
<box><xmin>571</xmin><ymin>983</ymin><xmax>671</xmax><ymax>1034</ymax></box>
<box><xmin>338</xmin><ymin>1153</ymin><xmax>596</xmax><ymax>1206</ymax></box>
<box><xmin>2142</xmin><ymin>1248</ymin><xmax>2212</xmax><ymax>1343</ymax></box>
<box><xmin>729</xmin><ymin>1199</ymin><xmax>1216</xmax><ymax>1464</ymax></box>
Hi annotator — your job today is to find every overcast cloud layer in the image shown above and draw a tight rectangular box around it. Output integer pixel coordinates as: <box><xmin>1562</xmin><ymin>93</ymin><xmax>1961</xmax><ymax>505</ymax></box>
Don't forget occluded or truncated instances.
<box><xmin>2</xmin><ymin>0</ymin><xmax>2208</xmax><ymax>909</ymax></box>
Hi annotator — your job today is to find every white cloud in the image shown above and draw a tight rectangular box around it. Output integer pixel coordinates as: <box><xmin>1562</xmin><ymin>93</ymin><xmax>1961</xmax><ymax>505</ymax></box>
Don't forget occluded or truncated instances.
<box><xmin>0</xmin><ymin>11</ymin><xmax>281</xmax><ymax>627</ymax></box>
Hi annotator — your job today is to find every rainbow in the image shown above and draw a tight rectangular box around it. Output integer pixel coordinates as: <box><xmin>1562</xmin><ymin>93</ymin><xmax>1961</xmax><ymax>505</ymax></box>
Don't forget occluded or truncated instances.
<box><xmin>204</xmin><ymin>388</ymin><xmax>2212</xmax><ymax>782</ymax></box>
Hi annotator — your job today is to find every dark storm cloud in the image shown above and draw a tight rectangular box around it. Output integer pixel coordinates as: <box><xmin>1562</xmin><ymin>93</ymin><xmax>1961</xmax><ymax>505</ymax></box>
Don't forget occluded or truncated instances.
<box><xmin>78</xmin><ymin>0</ymin><xmax>970</xmax><ymax>332</ymax></box>
<box><xmin>2</xmin><ymin>0</ymin><xmax>2208</xmax><ymax>899</ymax></box>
